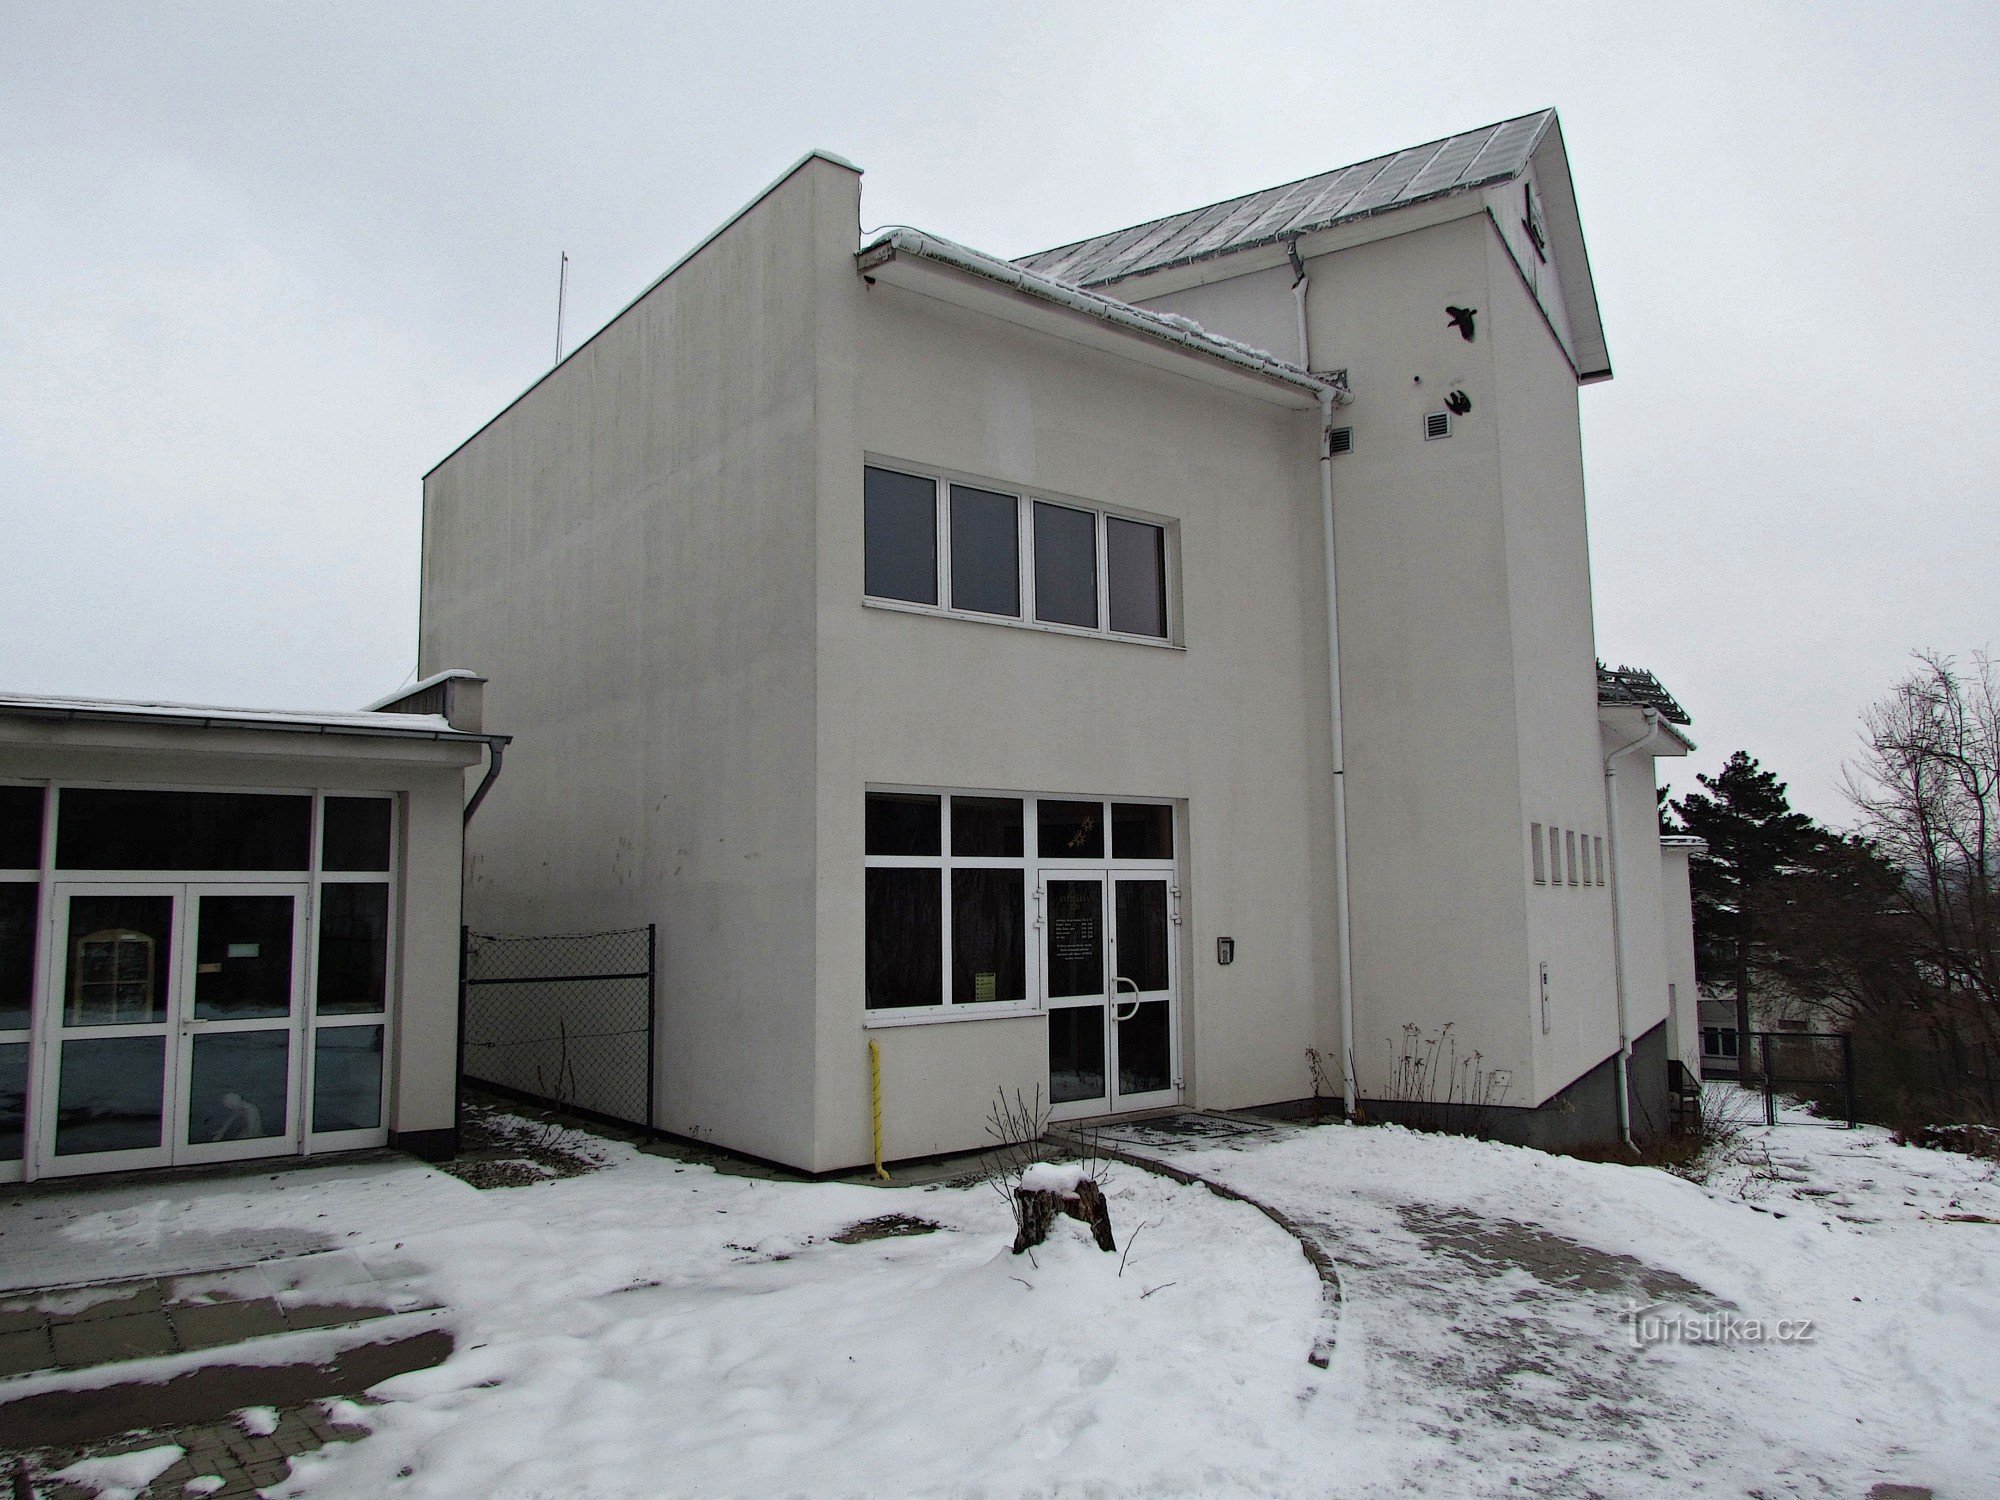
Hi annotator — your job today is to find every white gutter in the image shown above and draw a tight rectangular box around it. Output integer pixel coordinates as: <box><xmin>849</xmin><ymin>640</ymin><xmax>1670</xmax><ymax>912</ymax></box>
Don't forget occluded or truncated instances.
<box><xmin>857</xmin><ymin>227</ymin><xmax>1330</xmax><ymax>400</ymax></box>
<box><xmin>1602</xmin><ymin>706</ymin><xmax>1665</xmax><ymax>1152</ymax></box>
<box><xmin>1289</xmin><ymin>234</ymin><xmax>1360</xmax><ymax>1117</ymax></box>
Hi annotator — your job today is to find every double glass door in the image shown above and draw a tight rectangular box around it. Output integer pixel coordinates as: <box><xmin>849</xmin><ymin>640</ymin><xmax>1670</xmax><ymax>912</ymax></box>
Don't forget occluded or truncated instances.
<box><xmin>1044</xmin><ymin>872</ymin><xmax>1179</xmax><ymax>1119</ymax></box>
<box><xmin>38</xmin><ymin>883</ymin><xmax>305</xmax><ymax>1175</ymax></box>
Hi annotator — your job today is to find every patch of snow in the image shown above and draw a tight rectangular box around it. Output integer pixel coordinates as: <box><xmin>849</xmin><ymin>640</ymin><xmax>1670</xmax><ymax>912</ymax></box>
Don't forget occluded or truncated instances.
<box><xmin>236</xmin><ymin>1404</ymin><xmax>280</xmax><ymax>1437</ymax></box>
<box><xmin>1016</xmin><ymin>1161</ymin><xmax>1088</xmax><ymax>1194</ymax></box>
<box><xmin>52</xmin><ymin>1444</ymin><xmax>183</xmax><ymax>1499</ymax></box>
<box><xmin>183</xmin><ymin>1478</ymin><xmax>225</xmax><ymax>1497</ymax></box>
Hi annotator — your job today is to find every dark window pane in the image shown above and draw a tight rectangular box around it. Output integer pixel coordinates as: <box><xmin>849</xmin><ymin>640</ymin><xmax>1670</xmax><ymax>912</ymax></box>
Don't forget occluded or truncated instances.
<box><xmin>951</xmin><ymin>796</ymin><xmax>1023</xmax><ymax>857</ymax></box>
<box><xmin>318</xmin><ymin>884</ymin><xmax>389</xmax><ymax>1015</ymax></box>
<box><xmin>1038</xmin><ymin>800</ymin><xmax>1104</xmax><ymax>860</ymax></box>
<box><xmin>864</xmin><ymin>466</ymin><xmax>937</xmax><ymax>605</ymax></box>
<box><xmin>1045</xmin><ymin>879</ymin><xmax>1103</xmax><ymax>999</ymax></box>
<box><xmin>1115</xmin><ymin>879</ymin><xmax>1171</xmax><ymax>993</ymax></box>
<box><xmin>0</xmin><ymin>885</ymin><xmax>35</xmax><ymax>1031</ymax></box>
<box><xmin>952</xmin><ymin>869</ymin><xmax>1025</xmax><ymax>1005</ymax></box>
<box><xmin>313</xmin><ymin>1025</ymin><xmax>383</xmax><ymax>1132</ymax></box>
<box><xmin>323</xmin><ymin>798</ymin><xmax>392</xmax><ymax>872</ymax></box>
<box><xmin>950</xmin><ymin>485</ymin><xmax>1020</xmax><ymax>617</ymax></box>
<box><xmin>187</xmin><ymin>1031</ymin><xmax>289</xmax><ymax>1143</ymax></box>
<box><xmin>57</xmin><ymin>789</ymin><xmax>310</xmax><ymax>871</ymax></box>
<box><xmin>1111</xmin><ymin>803</ymin><xmax>1173</xmax><ymax>860</ymax></box>
<box><xmin>66</xmin><ymin>894</ymin><xmax>172</xmax><ymax>1025</ymax></box>
<box><xmin>194</xmin><ymin>894</ymin><xmax>295</xmax><ymax>1020</ymax></box>
<box><xmin>1033</xmin><ymin>501</ymin><xmax>1097</xmax><ymax>627</ymax></box>
<box><xmin>55</xmin><ymin>1034</ymin><xmax>165</xmax><ymax>1155</ymax></box>
<box><xmin>865</xmin><ymin>792</ymin><xmax>940</xmax><ymax>856</ymax></box>
<box><xmin>1049</xmin><ymin>1006</ymin><xmax>1106</xmax><ymax>1105</ymax></box>
<box><xmin>865</xmin><ymin>869</ymin><xmax>941</xmax><ymax>1008</ymax></box>
<box><xmin>1117</xmin><ymin>1001</ymin><xmax>1173</xmax><ymax>1096</ymax></box>
<box><xmin>0</xmin><ymin>786</ymin><xmax>44</xmax><ymax>869</ymax></box>
<box><xmin>1106</xmin><ymin>517</ymin><xmax>1167</xmax><ymax>637</ymax></box>
<box><xmin>0</xmin><ymin>1042</ymin><xmax>22</xmax><ymax>1160</ymax></box>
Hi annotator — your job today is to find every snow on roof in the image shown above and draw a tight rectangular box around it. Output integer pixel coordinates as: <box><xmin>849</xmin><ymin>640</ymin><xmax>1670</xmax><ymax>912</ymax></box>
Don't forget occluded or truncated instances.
<box><xmin>858</xmin><ymin>227</ymin><xmax>1335</xmax><ymax>398</ymax></box>
<box><xmin>1016</xmin><ymin>110</ymin><xmax>1555</xmax><ymax>288</ymax></box>
<box><xmin>1596</xmin><ymin>664</ymin><xmax>1691</xmax><ymax>725</ymax></box>
<box><xmin>364</xmin><ymin>668</ymin><xmax>483</xmax><ymax>712</ymax></box>
<box><xmin>0</xmin><ymin>690</ymin><xmax>494</xmax><ymax>742</ymax></box>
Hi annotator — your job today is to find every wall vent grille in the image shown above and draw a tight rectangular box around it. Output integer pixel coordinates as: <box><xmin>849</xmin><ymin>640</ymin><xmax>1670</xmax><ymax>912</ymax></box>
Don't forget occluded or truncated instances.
<box><xmin>1425</xmin><ymin>411</ymin><xmax>1452</xmax><ymax>441</ymax></box>
<box><xmin>1328</xmin><ymin>427</ymin><xmax>1353</xmax><ymax>456</ymax></box>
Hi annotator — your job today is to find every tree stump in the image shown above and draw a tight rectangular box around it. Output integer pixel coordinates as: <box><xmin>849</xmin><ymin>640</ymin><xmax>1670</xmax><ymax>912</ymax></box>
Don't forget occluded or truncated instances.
<box><xmin>1012</xmin><ymin>1178</ymin><xmax>1116</xmax><ymax>1254</ymax></box>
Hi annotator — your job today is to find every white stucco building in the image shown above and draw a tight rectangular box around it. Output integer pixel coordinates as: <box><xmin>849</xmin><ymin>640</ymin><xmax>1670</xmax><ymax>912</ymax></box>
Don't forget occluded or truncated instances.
<box><xmin>421</xmin><ymin>109</ymin><xmax>1701</xmax><ymax>1171</ymax></box>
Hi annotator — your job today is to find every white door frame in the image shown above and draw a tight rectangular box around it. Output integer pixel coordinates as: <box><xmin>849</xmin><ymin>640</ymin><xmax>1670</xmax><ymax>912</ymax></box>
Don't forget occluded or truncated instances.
<box><xmin>1041</xmin><ymin>866</ymin><xmax>1182</xmax><ymax>1121</ymax></box>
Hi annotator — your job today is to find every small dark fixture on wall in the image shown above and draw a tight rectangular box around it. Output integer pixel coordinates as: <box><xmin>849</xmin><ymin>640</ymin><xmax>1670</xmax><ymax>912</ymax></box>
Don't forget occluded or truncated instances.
<box><xmin>1446</xmin><ymin>305</ymin><xmax>1477</xmax><ymax>341</ymax></box>
<box><xmin>1217</xmin><ymin>936</ymin><xmax>1235</xmax><ymax>965</ymax></box>
<box><xmin>1444</xmin><ymin>390</ymin><xmax>1472</xmax><ymax>416</ymax></box>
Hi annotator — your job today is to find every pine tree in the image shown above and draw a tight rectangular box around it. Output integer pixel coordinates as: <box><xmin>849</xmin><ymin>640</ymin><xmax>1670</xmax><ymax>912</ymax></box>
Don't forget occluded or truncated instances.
<box><xmin>1671</xmin><ymin>753</ymin><xmax>1819</xmax><ymax>1065</ymax></box>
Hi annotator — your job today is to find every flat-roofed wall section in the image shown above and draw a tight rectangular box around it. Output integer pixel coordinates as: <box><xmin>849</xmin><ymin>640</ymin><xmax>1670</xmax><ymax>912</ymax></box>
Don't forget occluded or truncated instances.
<box><xmin>809</xmin><ymin>220</ymin><xmax>1337</xmax><ymax>1171</ymax></box>
<box><xmin>420</xmin><ymin>155</ymin><xmax>852</xmax><ymax>1169</ymax></box>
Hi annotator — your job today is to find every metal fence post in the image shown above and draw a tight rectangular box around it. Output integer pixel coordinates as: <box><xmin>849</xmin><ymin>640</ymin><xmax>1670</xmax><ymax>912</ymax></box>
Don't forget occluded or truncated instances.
<box><xmin>1761</xmin><ymin>1033</ymin><xmax>1776</xmax><ymax>1127</ymax></box>
<box><xmin>1842</xmin><ymin>1033</ymin><xmax>1856</xmax><ymax>1129</ymax></box>
<box><xmin>645</xmin><ymin>922</ymin><xmax>658</xmax><ymax>1138</ymax></box>
<box><xmin>455</xmin><ymin>924</ymin><xmax>470</xmax><ymax>1144</ymax></box>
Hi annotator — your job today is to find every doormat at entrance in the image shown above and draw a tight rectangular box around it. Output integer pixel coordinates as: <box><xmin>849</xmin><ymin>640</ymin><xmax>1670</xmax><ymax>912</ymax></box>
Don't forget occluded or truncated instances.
<box><xmin>1078</xmin><ymin>1113</ymin><xmax>1279</xmax><ymax>1149</ymax></box>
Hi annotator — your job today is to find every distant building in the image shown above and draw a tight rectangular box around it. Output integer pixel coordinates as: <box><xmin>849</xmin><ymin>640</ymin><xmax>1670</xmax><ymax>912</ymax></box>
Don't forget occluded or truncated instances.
<box><xmin>421</xmin><ymin>110</ymin><xmax>1700</xmax><ymax>1170</ymax></box>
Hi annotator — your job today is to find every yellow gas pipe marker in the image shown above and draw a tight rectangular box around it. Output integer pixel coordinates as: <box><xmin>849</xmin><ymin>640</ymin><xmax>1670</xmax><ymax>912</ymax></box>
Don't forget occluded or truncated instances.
<box><xmin>869</xmin><ymin>1039</ymin><xmax>890</xmax><ymax>1180</ymax></box>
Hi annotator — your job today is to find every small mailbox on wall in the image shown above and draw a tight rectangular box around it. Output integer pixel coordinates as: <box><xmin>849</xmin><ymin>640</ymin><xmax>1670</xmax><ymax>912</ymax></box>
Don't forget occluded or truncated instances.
<box><xmin>1216</xmin><ymin>936</ymin><xmax>1235</xmax><ymax>966</ymax></box>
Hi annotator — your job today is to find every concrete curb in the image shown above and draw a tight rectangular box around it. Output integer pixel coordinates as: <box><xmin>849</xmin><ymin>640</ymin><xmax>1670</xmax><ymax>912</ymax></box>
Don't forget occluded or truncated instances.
<box><xmin>1060</xmin><ymin>1134</ymin><xmax>1345</xmax><ymax>1369</ymax></box>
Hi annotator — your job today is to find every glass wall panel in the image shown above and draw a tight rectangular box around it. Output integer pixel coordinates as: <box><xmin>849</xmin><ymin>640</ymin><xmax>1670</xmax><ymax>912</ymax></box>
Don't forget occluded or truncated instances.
<box><xmin>193</xmin><ymin>895</ymin><xmax>295</xmax><ymax>1020</ymax></box>
<box><xmin>1114</xmin><ymin>881</ymin><xmax>1171</xmax><ymax>992</ymax></box>
<box><xmin>317</xmin><ymin>884</ymin><xmax>389</xmax><ymax>1014</ymax></box>
<box><xmin>188</xmin><ymin>1031</ymin><xmax>289</xmax><ymax>1142</ymax></box>
<box><xmin>950</xmin><ymin>796</ymin><xmax>1023</xmax><ymax>858</ymax></box>
<box><xmin>0</xmin><ymin>885</ymin><xmax>35</xmax><ymax>1031</ymax></box>
<box><xmin>0</xmin><ymin>1043</ymin><xmax>23</xmax><ymax>1161</ymax></box>
<box><xmin>1106</xmin><ymin>517</ymin><xmax>1167</xmax><ymax>637</ymax></box>
<box><xmin>312</xmin><ymin>1026</ymin><xmax>383</xmax><ymax>1133</ymax></box>
<box><xmin>58</xmin><ymin>790</ymin><xmax>310</xmax><ymax>871</ymax></box>
<box><xmin>65</xmin><ymin>894</ymin><xmax>172</xmax><ymax>1025</ymax></box>
<box><xmin>865</xmin><ymin>792</ymin><xmax>940</xmax><ymax>857</ymax></box>
<box><xmin>864</xmin><ymin>869</ymin><xmax>941</xmax><ymax>1008</ymax></box>
<box><xmin>1037</xmin><ymin>800</ymin><xmax>1104</xmax><ymax>860</ymax></box>
<box><xmin>1117</xmin><ymin>1003</ymin><xmax>1172</xmax><ymax>1096</ymax></box>
<box><xmin>322</xmin><ymin>798</ymin><xmax>392</xmax><ymax>872</ymax></box>
<box><xmin>1033</xmin><ymin>501</ymin><xmax>1097</xmax><ymax>628</ymax></box>
<box><xmin>1049</xmin><ymin>1007</ymin><xmax>1106</xmax><ymax>1105</ymax></box>
<box><xmin>864</xmin><ymin>467</ymin><xmax>938</xmax><ymax>605</ymax></box>
<box><xmin>1111</xmin><ymin>804</ymin><xmax>1173</xmax><ymax>860</ymax></box>
<box><xmin>0</xmin><ymin>786</ymin><xmax>43</xmax><ymax>869</ymax></box>
<box><xmin>55</xmin><ymin>1035</ymin><xmax>165</xmax><ymax>1154</ymax></box>
<box><xmin>950</xmin><ymin>485</ymin><xmax>1020</xmax><ymax>617</ymax></box>
<box><xmin>951</xmin><ymin>869</ymin><xmax>1024</xmax><ymax>1005</ymax></box>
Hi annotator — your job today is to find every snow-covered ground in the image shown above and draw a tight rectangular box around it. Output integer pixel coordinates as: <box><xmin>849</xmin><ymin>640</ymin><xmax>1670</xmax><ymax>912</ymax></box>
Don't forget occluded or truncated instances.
<box><xmin>17</xmin><ymin>1093</ymin><xmax>1999</xmax><ymax>1499</ymax></box>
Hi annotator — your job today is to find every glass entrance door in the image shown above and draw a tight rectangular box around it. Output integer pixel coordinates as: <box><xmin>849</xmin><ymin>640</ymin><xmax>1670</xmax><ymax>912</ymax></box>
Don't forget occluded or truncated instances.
<box><xmin>37</xmin><ymin>883</ymin><xmax>306</xmax><ymax>1176</ymax></box>
<box><xmin>1043</xmin><ymin>872</ymin><xmax>1180</xmax><ymax>1119</ymax></box>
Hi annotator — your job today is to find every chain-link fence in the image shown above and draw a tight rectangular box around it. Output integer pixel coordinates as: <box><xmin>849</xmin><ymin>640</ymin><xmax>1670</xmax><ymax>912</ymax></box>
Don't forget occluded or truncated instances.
<box><xmin>460</xmin><ymin>925</ymin><xmax>656</xmax><ymax>1133</ymax></box>
<box><xmin>1706</xmin><ymin>1030</ymin><xmax>1856</xmax><ymax>1128</ymax></box>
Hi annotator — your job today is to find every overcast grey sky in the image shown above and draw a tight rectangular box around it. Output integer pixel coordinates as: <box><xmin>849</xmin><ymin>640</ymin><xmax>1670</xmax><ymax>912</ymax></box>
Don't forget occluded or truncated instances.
<box><xmin>3</xmin><ymin>1</ymin><xmax>1995</xmax><ymax>822</ymax></box>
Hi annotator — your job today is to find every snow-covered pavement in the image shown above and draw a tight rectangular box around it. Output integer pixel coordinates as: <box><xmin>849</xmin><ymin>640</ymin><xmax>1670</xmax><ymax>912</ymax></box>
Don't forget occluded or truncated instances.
<box><xmin>11</xmin><ymin>1096</ymin><xmax>1997</xmax><ymax>1498</ymax></box>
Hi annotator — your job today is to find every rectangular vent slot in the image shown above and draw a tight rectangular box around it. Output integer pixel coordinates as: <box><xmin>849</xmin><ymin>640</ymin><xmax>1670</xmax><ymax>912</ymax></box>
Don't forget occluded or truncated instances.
<box><xmin>1328</xmin><ymin>427</ymin><xmax>1353</xmax><ymax>456</ymax></box>
<box><xmin>1425</xmin><ymin>411</ymin><xmax>1452</xmax><ymax>441</ymax></box>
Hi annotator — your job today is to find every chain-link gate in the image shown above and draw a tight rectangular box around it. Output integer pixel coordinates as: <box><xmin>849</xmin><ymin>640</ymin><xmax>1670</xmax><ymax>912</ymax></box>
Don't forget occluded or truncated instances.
<box><xmin>1709</xmin><ymin>1030</ymin><xmax>1857</xmax><ymax>1128</ymax></box>
<box><xmin>459</xmin><ymin>925</ymin><xmax>656</xmax><ymax>1133</ymax></box>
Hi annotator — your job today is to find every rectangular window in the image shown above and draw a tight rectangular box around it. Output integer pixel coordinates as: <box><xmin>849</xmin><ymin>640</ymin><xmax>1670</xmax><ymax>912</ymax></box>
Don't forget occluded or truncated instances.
<box><xmin>322</xmin><ymin>798</ymin><xmax>392</xmax><ymax>872</ymax></box>
<box><xmin>1548</xmin><ymin>826</ymin><xmax>1563</xmax><ymax>887</ymax></box>
<box><xmin>1565</xmin><ymin>830</ymin><xmax>1578</xmax><ymax>886</ymax></box>
<box><xmin>952</xmin><ymin>869</ymin><xmax>1025</xmax><ymax>1005</ymax></box>
<box><xmin>866</xmin><ymin>791</ymin><xmax>941</xmax><ymax>857</ymax></box>
<box><xmin>57</xmin><ymin>789</ymin><xmax>310</xmax><ymax>871</ymax></box>
<box><xmin>1112</xmin><ymin>803</ymin><xmax>1173</xmax><ymax>860</ymax></box>
<box><xmin>949</xmin><ymin>485</ymin><xmax>1020</xmax><ymax>617</ymax></box>
<box><xmin>1530</xmin><ymin>823</ymin><xmax>1546</xmax><ymax>884</ymax></box>
<box><xmin>1594</xmin><ymin>836</ymin><xmax>1606</xmax><ymax>887</ymax></box>
<box><xmin>865</xmin><ymin>869</ymin><xmax>942</xmax><ymax>1009</ymax></box>
<box><xmin>864</xmin><ymin>466</ymin><xmax>938</xmax><ymax>605</ymax></box>
<box><xmin>1038</xmin><ymin>799</ymin><xmax>1104</xmax><ymax>860</ymax></box>
<box><xmin>1105</xmin><ymin>517</ymin><xmax>1167</xmax><ymax>638</ymax></box>
<box><xmin>1033</xmin><ymin>501</ymin><xmax>1098</xmax><ymax>628</ymax></box>
<box><xmin>317</xmin><ymin>883</ymin><xmax>389</xmax><ymax>1015</ymax></box>
<box><xmin>0</xmin><ymin>786</ymin><xmax>43</xmax><ymax>870</ymax></box>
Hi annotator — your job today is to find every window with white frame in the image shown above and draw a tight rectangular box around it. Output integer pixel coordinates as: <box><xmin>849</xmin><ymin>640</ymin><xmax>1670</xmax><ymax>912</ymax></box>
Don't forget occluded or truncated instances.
<box><xmin>863</xmin><ymin>465</ymin><xmax>1172</xmax><ymax>642</ymax></box>
<box><xmin>865</xmin><ymin>791</ymin><xmax>1028</xmax><ymax>1013</ymax></box>
<box><xmin>0</xmin><ymin>784</ymin><xmax>43</xmax><ymax>1167</ymax></box>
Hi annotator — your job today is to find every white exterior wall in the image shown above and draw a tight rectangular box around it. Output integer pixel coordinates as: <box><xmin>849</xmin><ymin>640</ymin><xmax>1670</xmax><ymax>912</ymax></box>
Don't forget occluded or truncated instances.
<box><xmin>809</xmin><ymin>172</ymin><xmax>1337</xmax><ymax>1170</ymax></box>
<box><xmin>0</xmin><ymin>722</ymin><xmax>476</xmax><ymax>1154</ymax></box>
<box><xmin>421</xmin><ymin>158</ymin><xmax>839</xmax><ymax>1167</ymax></box>
<box><xmin>1659</xmin><ymin>843</ymin><xmax>1702</xmax><ymax>1077</ymax></box>
<box><xmin>1603</xmin><ymin>725</ymin><xmax>1676</xmax><ymax>1062</ymax></box>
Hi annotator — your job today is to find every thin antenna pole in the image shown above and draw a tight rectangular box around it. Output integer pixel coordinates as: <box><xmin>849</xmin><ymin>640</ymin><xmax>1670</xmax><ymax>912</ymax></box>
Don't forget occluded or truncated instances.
<box><xmin>554</xmin><ymin>251</ymin><xmax>569</xmax><ymax>367</ymax></box>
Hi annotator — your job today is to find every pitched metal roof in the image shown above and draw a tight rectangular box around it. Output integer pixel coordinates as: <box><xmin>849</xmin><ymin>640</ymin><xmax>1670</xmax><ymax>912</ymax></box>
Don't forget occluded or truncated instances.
<box><xmin>0</xmin><ymin>690</ymin><xmax>501</xmax><ymax>744</ymax></box>
<box><xmin>1015</xmin><ymin>110</ymin><xmax>1555</xmax><ymax>289</ymax></box>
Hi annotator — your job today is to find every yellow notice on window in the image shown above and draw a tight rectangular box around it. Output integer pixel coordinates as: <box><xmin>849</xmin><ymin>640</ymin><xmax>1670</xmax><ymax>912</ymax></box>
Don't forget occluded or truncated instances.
<box><xmin>974</xmin><ymin>972</ymin><xmax>997</xmax><ymax>1003</ymax></box>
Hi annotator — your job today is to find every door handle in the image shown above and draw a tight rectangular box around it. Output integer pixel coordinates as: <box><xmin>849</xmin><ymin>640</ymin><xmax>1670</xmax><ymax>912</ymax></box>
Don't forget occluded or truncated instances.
<box><xmin>1114</xmin><ymin>976</ymin><xmax>1142</xmax><ymax>1021</ymax></box>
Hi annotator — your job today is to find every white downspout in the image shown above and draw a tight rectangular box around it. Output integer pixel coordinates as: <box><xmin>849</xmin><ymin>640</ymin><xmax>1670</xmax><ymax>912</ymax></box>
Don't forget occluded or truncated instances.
<box><xmin>1293</xmin><ymin>238</ymin><xmax>1359</xmax><ymax>1117</ymax></box>
<box><xmin>1603</xmin><ymin>707</ymin><xmax>1660</xmax><ymax>1153</ymax></box>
